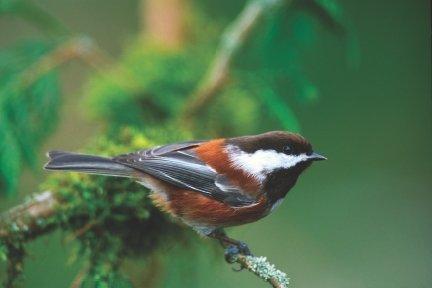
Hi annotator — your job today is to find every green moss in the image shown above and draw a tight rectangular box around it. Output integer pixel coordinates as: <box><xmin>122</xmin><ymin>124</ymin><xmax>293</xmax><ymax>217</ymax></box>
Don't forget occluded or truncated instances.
<box><xmin>83</xmin><ymin>42</ymin><xmax>209</xmax><ymax>130</ymax></box>
<box><xmin>0</xmin><ymin>127</ymin><xmax>193</xmax><ymax>287</ymax></box>
<box><xmin>0</xmin><ymin>240</ymin><xmax>25</xmax><ymax>287</ymax></box>
<box><xmin>82</xmin><ymin>37</ymin><xmax>303</xmax><ymax>138</ymax></box>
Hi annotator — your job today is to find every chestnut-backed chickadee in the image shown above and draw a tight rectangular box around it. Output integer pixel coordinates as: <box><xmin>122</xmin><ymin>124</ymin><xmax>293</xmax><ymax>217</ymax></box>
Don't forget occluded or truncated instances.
<box><xmin>45</xmin><ymin>131</ymin><xmax>326</xmax><ymax>255</ymax></box>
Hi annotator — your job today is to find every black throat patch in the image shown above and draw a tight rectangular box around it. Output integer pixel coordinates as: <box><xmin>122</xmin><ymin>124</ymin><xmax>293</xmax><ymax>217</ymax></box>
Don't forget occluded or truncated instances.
<box><xmin>262</xmin><ymin>162</ymin><xmax>311</xmax><ymax>203</ymax></box>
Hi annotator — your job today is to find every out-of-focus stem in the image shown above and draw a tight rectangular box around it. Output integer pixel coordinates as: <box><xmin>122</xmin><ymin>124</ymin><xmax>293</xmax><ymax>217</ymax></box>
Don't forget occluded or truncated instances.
<box><xmin>181</xmin><ymin>0</ymin><xmax>287</xmax><ymax>122</ymax></box>
<box><xmin>140</xmin><ymin>0</ymin><xmax>186</xmax><ymax>48</ymax></box>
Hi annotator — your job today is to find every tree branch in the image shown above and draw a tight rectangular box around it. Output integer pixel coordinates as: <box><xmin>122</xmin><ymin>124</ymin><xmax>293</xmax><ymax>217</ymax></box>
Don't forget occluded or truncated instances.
<box><xmin>70</xmin><ymin>266</ymin><xmax>88</xmax><ymax>288</ymax></box>
<box><xmin>0</xmin><ymin>192</ymin><xmax>292</xmax><ymax>288</ymax></box>
<box><xmin>8</xmin><ymin>35</ymin><xmax>141</xmax><ymax>103</ymax></box>
<box><xmin>233</xmin><ymin>254</ymin><xmax>290</xmax><ymax>288</ymax></box>
<box><xmin>181</xmin><ymin>0</ymin><xmax>287</xmax><ymax>121</ymax></box>
<box><xmin>0</xmin><ymin>191</ymin><xmax>58</xmax><ymax>240</ymax></box>
<box><xmin>0</xmin><ymin>3</ymin><xmax>296</xmax><ymax>281</ymax></box>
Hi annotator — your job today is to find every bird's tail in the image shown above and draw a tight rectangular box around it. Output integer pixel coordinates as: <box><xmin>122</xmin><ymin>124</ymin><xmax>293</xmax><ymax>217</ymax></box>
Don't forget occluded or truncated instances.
<box><xmin>44</xmin><ymin>151</ymin><xmax>136</xmax><ymax>178</ymax></box>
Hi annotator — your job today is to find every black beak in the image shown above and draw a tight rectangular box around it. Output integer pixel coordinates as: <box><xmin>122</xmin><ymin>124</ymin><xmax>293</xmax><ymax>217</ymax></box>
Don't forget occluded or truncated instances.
<box><xmin>308</xmin><ymin>152</ymin><xmax>327</xmax><ymax>161</ymax></box>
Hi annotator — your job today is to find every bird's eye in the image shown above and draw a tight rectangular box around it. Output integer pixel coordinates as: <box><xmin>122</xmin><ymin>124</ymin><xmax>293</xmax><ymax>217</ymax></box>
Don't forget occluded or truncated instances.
<box><xmin>283</xmin><ymin>145</ymin><xmax>292</xmax><ymax>154</ymax></box>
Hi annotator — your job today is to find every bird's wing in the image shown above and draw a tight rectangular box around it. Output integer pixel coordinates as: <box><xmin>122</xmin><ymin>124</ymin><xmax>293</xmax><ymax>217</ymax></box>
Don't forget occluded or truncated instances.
<box><xmin>113</xmin><ymin>142</ymin><xmax>256</xmax><ymax>207</ymax></box>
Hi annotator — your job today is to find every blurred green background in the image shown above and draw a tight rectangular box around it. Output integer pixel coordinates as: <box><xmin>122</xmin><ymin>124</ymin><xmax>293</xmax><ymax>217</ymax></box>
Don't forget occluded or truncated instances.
<box><xmin>0</xmin><ymin>0</ymin><xmax>431</xmax><ymax>287</ymax></box>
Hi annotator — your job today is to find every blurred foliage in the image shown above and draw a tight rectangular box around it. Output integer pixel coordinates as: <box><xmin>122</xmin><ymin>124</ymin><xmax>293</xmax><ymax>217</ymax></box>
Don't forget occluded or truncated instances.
<box><xmin>41</xmin><ymin>128</ymin><xmax>197</xmax><ymax>287</ymax></box>
<box><xmin>0</xmin><ymin>0</ymin><xmax>354</xmax><ymax>286</ymax></box>
<box><xmin>83</xmin><ymin>41</ymin><xmax>286</xmax><ymax>137</ymax></box>
<box><xmin>0</xmin><ymin>40</ymin><xmax>61</xmax><ymax>195</ymax></box>
<box><xmin>0</xmin><ymin>241</ymin><xmax>24</xmax><ymax>288</ymax></box>
<box><xmin>84</xmin><ymin>0</ymin><xmax>354</xmax><ymax>137</ymax></box>
<box><xmin>0</xmin><ymin>0</ymin><xmax>68</xmax><ymax>36</ymax></box>
<box><xmin>295</xmin><ymin>0</ymin><xmax>360</xmax><ymax>66</ymax></box>
<box><xmin>83</xmin><ymin>42</ymin><xmax>208</xmax><ymax>131</ymax></box>
<box><xmin>1</xmin><ymin>128</ymin><xmax>198</xmax><ymax>287</ymax></box>
<box><xmin>0</xmin><ymin>0</ymin><xmax>353</xmax><ymax>196</ymax></box>
<box><xmin>0</xmin><ymin>0</ymin><xmax>69</xmax><ymax>196</ymax></box>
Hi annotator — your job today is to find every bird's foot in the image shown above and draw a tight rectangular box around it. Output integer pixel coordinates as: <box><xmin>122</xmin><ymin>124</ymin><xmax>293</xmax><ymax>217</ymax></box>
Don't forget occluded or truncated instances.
<box><xmin>237</xmin><ymin>241</ymin><xmax>251</xmax><ymax>256</ymax></box>
<box><xmin>224</xmin><ymin>241</ymin><xmax>252</xmax><ymax>263</ymax></box>
<box><xmin>209</xmin><ymin>229</ymin><xmax>252</xmax><ymax>263</ymax></box>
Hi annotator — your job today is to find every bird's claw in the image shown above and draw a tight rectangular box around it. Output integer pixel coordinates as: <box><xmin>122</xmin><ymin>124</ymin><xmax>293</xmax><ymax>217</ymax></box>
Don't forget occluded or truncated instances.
<box><xmin>224</xmin><ymin>242</ymin><xmax>252</xmax><ymax>263</ymax></box>
<box><xmin>237</xmin><ymin>241</ymin><xmax>251</xmax><ymax>256</ymax></box>
<box><xmin>224</xmin><ymin>245</ymin><xmax>239</xmax><ymax>263</ymax></box>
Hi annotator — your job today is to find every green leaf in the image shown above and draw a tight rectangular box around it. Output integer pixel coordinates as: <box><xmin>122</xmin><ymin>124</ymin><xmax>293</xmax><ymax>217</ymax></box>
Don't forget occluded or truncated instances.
<box><xmin>0</xmin><ymin>40</ymin><xmax>61</xmax><ymax>195</ymax></box>
<box><xmin>80</xmin><ymin>273</ymin><xmax>133</xmax><ymax>288</ymax></box>
<box><xmin>296</xmin><ymin>0</ymin><xmax>360</xmax><ymax>67</ymax></box>
<box><xmin>0</xmin><ymin>113</ymin><xmax>21</xmax><ymax>195</ymax></box>
<box><xmin>0</xmin><ymin>241</ymin><xmax>8</xmax><ymax>262</ymax></box>
<box><xmin>298</xmin><ymin>0</ymin><xmax>346</xmax><ymax>34</ymax></box>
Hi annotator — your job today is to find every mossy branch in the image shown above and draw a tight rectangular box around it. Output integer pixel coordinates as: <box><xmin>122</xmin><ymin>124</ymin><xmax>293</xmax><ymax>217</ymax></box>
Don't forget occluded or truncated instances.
<box><xmin>232</xmin><ymin>254</ymin><xmax>290</xmax><ymax>288</ymax></box>
<box><xmin>0</xmin><ymin>191</ymin><xmax>59</xmax><ymax>240</ymax></box>
<box><xmin>0</xmin><ymin>129</ymin><xmax>292</xmax><ymax>288</ymax></box>
<box><xmin>0</xmin><ymin>191</ymin><xmax>60</xmax><ymax>287</ymax></box>
<box><xmin>182</xmin><ymin>0</ymin><xmax>288</xmax><ymax>121</ymax></box>
<box><xmin>0</xmin><ymin>192</ymin><xmax>292</xmax><ymax>288</ymax></box>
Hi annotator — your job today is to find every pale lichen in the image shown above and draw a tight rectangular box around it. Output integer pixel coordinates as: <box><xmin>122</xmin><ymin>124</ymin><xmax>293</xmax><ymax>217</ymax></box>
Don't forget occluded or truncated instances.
<box><xmin>236</xmin><ymin>254</ymin><xmax>290</xmax><ymax>288</ymax></box>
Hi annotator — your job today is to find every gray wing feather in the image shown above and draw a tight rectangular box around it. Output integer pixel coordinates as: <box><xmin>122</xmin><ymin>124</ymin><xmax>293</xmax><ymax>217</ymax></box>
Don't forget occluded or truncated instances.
<box><xmin>113</xmin><ymin>142</ymin><xmax>255</xmax><ymax>207</ymax></box>
<box><xmin>142</xmin><ymin>141</ymin><xmax>204</xmax><ymax>157</ymax></box>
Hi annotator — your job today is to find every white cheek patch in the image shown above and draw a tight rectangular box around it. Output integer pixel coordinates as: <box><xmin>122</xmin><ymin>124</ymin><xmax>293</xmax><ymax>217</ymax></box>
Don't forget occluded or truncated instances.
<box><xmin>226</xmin><ymin>145</ymin><xmax>309</xmax><ymax>181</ymax></box>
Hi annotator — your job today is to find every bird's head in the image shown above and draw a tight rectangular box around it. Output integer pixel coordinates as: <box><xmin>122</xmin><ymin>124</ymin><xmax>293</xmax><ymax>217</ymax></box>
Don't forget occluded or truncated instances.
<box><xmin>225</xmin><ymin>131</ymin><xmax>326</xmax><ymax>183</ymax></box>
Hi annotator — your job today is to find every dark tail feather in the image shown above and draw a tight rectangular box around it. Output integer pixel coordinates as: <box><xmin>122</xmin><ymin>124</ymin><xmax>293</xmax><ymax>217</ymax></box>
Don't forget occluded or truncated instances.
<box><xmin>44</xmin><ymin>151</ymin><xmax>136</xmax><ymax>177</ymax></box>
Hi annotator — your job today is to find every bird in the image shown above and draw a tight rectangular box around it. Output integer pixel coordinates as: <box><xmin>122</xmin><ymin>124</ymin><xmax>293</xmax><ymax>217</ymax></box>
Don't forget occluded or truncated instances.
<box><xmin>44</xmin><ymin>131</ymin><xmax>326</xmax><ymax>256</ymax></box>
